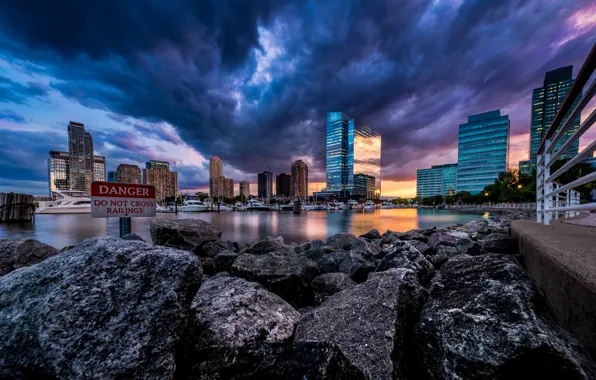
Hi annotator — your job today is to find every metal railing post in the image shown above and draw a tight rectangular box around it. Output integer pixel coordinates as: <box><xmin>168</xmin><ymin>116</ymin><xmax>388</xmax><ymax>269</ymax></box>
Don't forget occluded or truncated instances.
<box><xmin>544</xmin><ymin>139</ymin><xmax>552</xmax><ymax>225</ymax></box>
<box><xmin>536</xmin><ymin>153</ymin><xmax>543</xmax><ymax>223</ymax></box>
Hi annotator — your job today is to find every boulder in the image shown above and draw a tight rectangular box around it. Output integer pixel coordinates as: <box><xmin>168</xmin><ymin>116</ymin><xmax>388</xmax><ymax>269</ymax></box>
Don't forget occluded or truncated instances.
<box><xmin>325</xmin><ymin>232</ymin><xmax>362</xmax><ymax>250</ymax></box>
<box><xmin>428</xmin><ymin>230</ymin><xmax>485</xmax><ymax>256</ymax></box>
<box><xmin>0</xmin><ymin>238</ymin><xmax>59</xmax><ymax>276</ymax></box>
<box><xmin>359</xmin><ymin>228</ymin><xmax>381</xmax><ymax>240</ymax></box>
<box><xmin>315</xmin><ymin>249</ymin><xmax>377</xmax><ymax>282</ymax></box>
<box><xmin>177</xmin><ymin>276</ymin><xmax>300</xmax><ymax>378</ymax></box>
<box><xmin>480</xmin><ymin>233</ymin><xmax>518</xmax><ymax>254</ymax></box>
<box><xmin>0</xmin><ymin>237</ymin><xmax>201</xmax><ymax>379</ymax></box>
<box><xmin>150</xmin><ymin>219</ymin><xmax>221</xmax><ymax>256</ymax></box>
<box><xmin>294</xmin><ymin>242</ymin><xmax>311</xmax><ymax>254</ymax></box>
<box><xmin>405</xmin><ymin>239</ymin><xmax>433</xmax><ymax>256</ymax></box>
<box><xmin>381</xmin><ymin>229</ymin><xmax>428</xmax><ymax>244</ymax></box>
<box><xmin>199</xmin><ymin>256</ymin><xmax>215</xmax><ymax>275</ymax></box>
<box><xmin>459</xmin><ymin>219</ymin><xmax>489</xmax><ymax>234</ymax></box>
<box><xmin>121</xmin><ymin>232</ymin><xmax>146</xmax><ymax>242</ymax></box>
<box><xmin>295</xmin><ymin>269</ymin><xmax>427</xmax><ymax>379</ymax></box>
<box><xmin>244</xmin><ymin>236</ymin><xmax>289</xmax><ymax>254</ymax></box>
<box><xmin>202</xmin><ymin>240</ymin><xmax>236</xmax><ymax>257</ymax></box>
<box><xmin>311</xmin><ymin>272</ymin><xmax>357</xmax><ymax>305</ymax></box>
<box><xmin>416</xmin><ymin>254</ymin><xmax>595</xmax><ymax>379</ymax></box>
<box><xmin>231</xmin><ymin>249</ymin><xmax>319</xmax><ymax>307</ymax></box>
<box><xmin>213</xmin><ymin>250</ymin><xmax>240</xmax><ymax>273</ymax></box>
<box><xmin>376</xmin><ymin>243</ymin><xmax>435</xmax><ymax>284</ymax></box>
<box><xmin>425</xmin><ymin>245</ymin><xmax>459</xmax><ymax>269</ymax></box>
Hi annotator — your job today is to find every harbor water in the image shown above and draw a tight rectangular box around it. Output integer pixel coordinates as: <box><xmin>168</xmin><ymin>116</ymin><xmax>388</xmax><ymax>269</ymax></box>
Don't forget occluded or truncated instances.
<box><xmin>0</xmin><ymin>208</ymin><xmax>487</xmax><ymax>249</ymax></box>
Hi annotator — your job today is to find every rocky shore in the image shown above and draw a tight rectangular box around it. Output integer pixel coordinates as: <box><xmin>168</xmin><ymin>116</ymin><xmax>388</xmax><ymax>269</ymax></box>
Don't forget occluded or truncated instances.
<box><xmin>1</xmin><ymin>211</ymin><xmax>594</xmax><ymax>379</ymax></box>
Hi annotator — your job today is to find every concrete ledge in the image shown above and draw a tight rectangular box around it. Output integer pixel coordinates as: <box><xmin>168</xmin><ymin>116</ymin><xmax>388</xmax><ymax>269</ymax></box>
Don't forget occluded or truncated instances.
<box><xmin>512</xmin><ymin>219</ymin><xmax>596</xmax><ymax>358</ymax></box>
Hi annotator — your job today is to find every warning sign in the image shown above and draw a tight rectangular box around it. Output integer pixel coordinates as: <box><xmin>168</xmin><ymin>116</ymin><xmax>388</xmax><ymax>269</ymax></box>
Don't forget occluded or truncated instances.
<box><xmin>91</xmin><ymin>182</ymin><xmax>156</xmax><ymax>218</ymax></box>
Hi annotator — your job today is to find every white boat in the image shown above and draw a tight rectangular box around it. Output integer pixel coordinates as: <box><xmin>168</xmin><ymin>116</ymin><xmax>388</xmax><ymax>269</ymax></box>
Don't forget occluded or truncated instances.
<box><xmin>233</xmin><ymin>202</ymin><xmax>247</xmax><ymax>211</ymax></box>
<box><xmin>246</xmin><ymin>200</ymin><xmax>270</xmax><ymax>211</ymax></box>
<box><xmin>36</xmin><ymin>190</ymin><xmax>91</xmax><ymax>214</ymax></box>
<box><xmin>329</xmin><ymin>201</ymin><xmax>350</xmax><ymax>210</ymax></box>
<box><xmin>347</xmin><ymin>200</ymin><xmax>363</xmax><ymax>209</ymax></box>
<box><xmin>380</xmin><ymin>201</ymin><xmax>395</xmax><ymax>209</ymax></box>
<box><xmin>180</xmin><ymin>200</ymin><xmax>209</xmax><ymax>212</ymax></box>
<box><xmin>363</xmin><ymin>200</ymin><xmax>377</xmax><ymax>210</ymax></box>
<box><xmin>274</xmin><ymin>203</ymin><xmax>295</xmax><ymax>211</ymax></box>
<box><xmin>156</xmin><ymin>204</ymin><xmax>174</xmax><ymax>213</ymax></box>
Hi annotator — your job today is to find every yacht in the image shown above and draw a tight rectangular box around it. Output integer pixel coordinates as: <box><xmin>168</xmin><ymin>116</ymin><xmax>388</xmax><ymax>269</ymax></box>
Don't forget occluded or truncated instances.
<box><xmin>363</xmin><ymin>200</ymin><xmax>377</xmax><ymax>210</ymax></box>
<box><xmin>36</xmin><ymin>190</ymin><xmax>91</xmax><ymax>214</ymax></box>
<box><xmin>180</xmin><ymin>200</ymin><xmax>209</xmax><ymax>212</ymax></box>
<box><xmin>347</xmin><ymin>200</ymin><xmax>363</xmax><ymax>209</ymax></box>
<box><xmin>233</xmin><ymin>202</ymin><xmax>247</xmax><ymax>211</ymax></box>
<box><xmin>329</xmin><ymin>201</ymin><xmax>350</xmax><ymax>210</ymax></box>
<box><xmin>275</xmin><ymin>203</ymin><xmax>295</xmax><ymax>211</ymax></box>
<box><xmin>246</xmin><ymin>199</ymin><xmax>270</xmax><ymax>211</ymax></box>
<box><xmin>380</xmin><ymin>201</ymin><xmax>395</xmax><ymax>209</ymax></box>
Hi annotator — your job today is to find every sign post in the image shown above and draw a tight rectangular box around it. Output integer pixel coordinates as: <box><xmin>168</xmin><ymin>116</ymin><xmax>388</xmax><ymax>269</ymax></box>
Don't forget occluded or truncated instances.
<box><xmin>91</xmin><ymin>182</ymin><xmax>156</xmax><ymax>237</ymax></box>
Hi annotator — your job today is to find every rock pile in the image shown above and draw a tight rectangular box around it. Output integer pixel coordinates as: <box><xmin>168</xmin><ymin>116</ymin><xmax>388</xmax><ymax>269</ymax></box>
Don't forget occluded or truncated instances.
<box><xmin>1</xmin><ymin>212</ymin><xmax>594</xmax><ymax>379</ymax></box>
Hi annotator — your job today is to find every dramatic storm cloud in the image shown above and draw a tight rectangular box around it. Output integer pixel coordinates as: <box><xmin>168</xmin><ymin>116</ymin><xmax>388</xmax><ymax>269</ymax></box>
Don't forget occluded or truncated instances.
<box><xmin>0</xmin><ymin>0</ymin><xmax>594</xmax><ymax>195</ymax></box>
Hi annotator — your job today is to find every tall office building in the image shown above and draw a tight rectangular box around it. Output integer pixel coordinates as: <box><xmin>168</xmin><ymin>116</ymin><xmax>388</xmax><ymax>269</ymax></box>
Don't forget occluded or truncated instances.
<box><xmin>529</xmin><ymin>66</ymin><xmax>580</xmax><ymax>164</ymax></box>
<box><xmin>223</xmin><ymin>178</ymin><xmax>234</xmax><ymax>199</ymax></box>
<box><xmin>68</xmin><ymin>121</ymin><xmax>94</xmax><ymax>193</ymax></box>
<box><xmin>143</xmin><ymin>160</ymin><xmax>178</xmax><ymax>201</ymax></box>
<box><xmin>353</xmin><ymin>174</ymin><xmax>375</xmax><ymax>199</ymax></box>
<box><xmin>258</xmin><ymin>171</ymin><xmax>273</xmax><ymax>200</ymax></box>
<box><xmin>518</xmin><ymin>160</ymin><xmax>533</xmax><ymax>176</ymax></box>
<box><xmin>457</xmin><ymin>110</ymin><xmax>510</xmax><ymax>194</ymax></box>
<box><xmin>239</xmin><ymin>180</ymin><xmax>250</xmax><ymax>199</ymax></box>
<box><xmin>108</xmin><ymin>171</ymin><xmax>118</xmax><ymax>182</ymax></box>
<box><xmin>209</xmin><ymin>156</ymin><xmax>223</xmax><ymax>197</ymax></box>
<box><xmin>325</xmin><ymin>112</ymin><xmax>381</xmax><ymax>196</ymax></box>
<box><xmin>93</xmin><ymin>156</ymin><xmax>106</xmax><ymax>182</ymax></box>
<box><xmin>47</xmin><ymin>150</ymin><xmax>70</xmax><ymax>194</ymax></box>
<box><xmin>276</xmin><ymin>173</ymin><xmax>292</xmax><ymax>196</ymax></box>
<box><xmin>291</xmin><ymin>160</ymin><xmax>309</xmax><ymax>198</ymax></box>
<box><xmin>416</xmin><ymin>163</ymin><xmax>458</xmax><ymax>198</ymax></box>
<box><xmin>116</xmin><ymin>164</ymin><xmax>141</xmax><ymax>184</ymax></box>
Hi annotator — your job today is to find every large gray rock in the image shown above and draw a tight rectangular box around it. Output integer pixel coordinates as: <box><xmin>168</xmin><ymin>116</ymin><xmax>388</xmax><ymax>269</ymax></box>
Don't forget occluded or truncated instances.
<box><xmin>121</xmin><ymin>232</ymin><xmax>146</xmax><ymax>242</ymax></box>
<box><xmin>405</xmin><ymin>239</ymin><xmax>433</xmax><ymax>256</ymax></box>
<box><xmin>459</xmin><ymin>219</ymin><xmax>489</xmax><ymax>234</ymax></box>
<box><xmin>382</xmin><ymin>229</ymin><xmax>428</xmax><ymax>244</ymax></box>
<box><xmin>177</xmin><ymin>276</ymin><xmax>300</xmax><ymax>378</ymax></box>
<box><xmin>295</xmin><ymin>269</ymin><xmax>427</xmax><ymax>379</ymax></box>
<box><xmin>202</xmin><ymin>239</ymin><xmax>236</xmax><ymax>257</ymax></box>
<box><xmin>150</xmin><ymin>219</ymin><xmax>222</xmax><ymax>256</ymax></box>
<box><xmin>416</xmin><ymin>254</ymin><xmax>595</xmax><ymax>379</ymax></box>
<box><xmin>212</xmin><ymin>250</ymin><xmax>240</xmax><ymax>273</ymax></box>
<box><xmin>311</xmin><ymin>272</ymin><xmax>357</xmax><ymax>305</ymax></box>
<box><xmin>0</xmin><ymin>237</ymin><xmax>201</xmax><ymax>380</ymax></box>
<box><xmin>244</xmin><ymin>236</ymin><xmax>289</xmax><ymax>254</ymax></box>
<box><xmin>424</xmin><ymin>245</ymin><xmax>459</xmax><ymax>268</ymax></box>
<box><xmin>316</xmin><ymin>249</ymin><xmax>378</xmax><ymax>282</ymax></box>
<box><xmin>480</xmin><ymin>233</ymin><xmax>518</xmax><ymax>254</ymax></box>
<box><xmin>359</xmin><ymin>228</ymin><xmax>381</xmax><ymax>240</ymax></box>
<box><xmin>325</xmin><ymin>232</ymin><xmax>360</xmax><ymax>250</ymax></box>
<box><xmin>0</xmin><ymin>238</ymin><xmax>59</xmax><ymax>276</ymax></box>
<box><xmin>428</xmin><ymin>230</ymin><xmax>485</xmax><ymax>256</ymax></box>
<box><xmin>376</xmin><ymin>242</ymin><xmax>435</xmax><ymax>284</ymax></box>
<box><xmin>231</xmin><ymin>249</ymin><xmax>319</xmax><ymax>307</ymax></box>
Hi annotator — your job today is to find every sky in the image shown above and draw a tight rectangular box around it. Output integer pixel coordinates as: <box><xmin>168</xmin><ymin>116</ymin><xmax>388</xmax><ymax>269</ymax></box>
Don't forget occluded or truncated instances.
<box><xmin>0</xmin><ymin>0</ymin><xmax>595</xmax><ymax>197</ymax></box>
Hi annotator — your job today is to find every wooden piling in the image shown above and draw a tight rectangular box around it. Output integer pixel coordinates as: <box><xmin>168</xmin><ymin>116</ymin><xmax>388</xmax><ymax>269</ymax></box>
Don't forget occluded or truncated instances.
<box><xmin>0</xmin><ymin>192</ymin><xmax>35</xmax><ymax>222</ymax></box>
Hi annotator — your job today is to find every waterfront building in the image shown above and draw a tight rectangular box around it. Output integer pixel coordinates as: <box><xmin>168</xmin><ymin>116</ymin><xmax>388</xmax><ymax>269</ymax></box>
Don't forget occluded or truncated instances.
<box><xmin>143</xmin><ymin>160</ymin><xmax>178</xmax><ymax>201</ymax></box>
<box><xmin>93</xmin><ymin>156</ymin><xmax>106</xmax><ymax>182</ymax></box>
<box><xmin>529</xmin><ymin>66</ymin><xmax>580</xmax><ymax>164</ymax></box>
<box><xmin>116</xmin><ymin>164</ymin><xmax>141</xmax><ymax>184</ymax></box>
<box><xmin>47</xmin><ymin>150</ymin><xmax>70</xmax><ymax>194</ymax></box>
<box><xmin>258</xmin><ymin>171</ymin><xmax>273</xmax><ymax>200</ymax></box>
<box><xmin>518</xmin><ymin>160</ymin><xmax>533</xmax><ymax>176</ymax></box>
<box><xmin>457</xmin><ymin>110</ymin><xmax>510</xmax><ymax>194</ymax></box>
<box><xmin>68</xmin><ymin>121</ymin><xmax>94</xmax><ymax>193</ymax></box>
<box><xmin>209</xmin><ymin>156</ymin><xmax>223</xmax><ymax>197</ymax></box>
<box><xmin>584</xmin><ymin>155</ymin><xmax>596</xmax><ymax>169</ymax></box>
<box><xmin>108</xmin><ymin>171</ymin><xmax>117</xmax><ymax>182</ymax></box>
<box><xmin>223</xmin><ymin>177</ymin><xmax>234</xmax><ymax>199</ymax></box>
<box><xmin>416</xmin><ymin>163</ymin><xmax>457</xmax><ymax>198</ymax></box>
<box><xmin>325</xmin><ymin>112</ymin><xmax>381</xmax><ymax>196</ymax></box>
<box><xmin>276</xmin><ymin>173</ymin><xmax>292</xmax><ymax>196</ymax></box>
<box><xmin>239</xmin><ymin>180</ymin><xmax>250</xmax><ymax>199</ymax></box>
<box><xmin>353</xmin><ymin>174</ymin><xmax>376</xmax><ymax>199</ymax></box>
<box><xmin>291</xmin><ymin>160</ymin><xmax>309</xmax><ymax>198</ymax></box>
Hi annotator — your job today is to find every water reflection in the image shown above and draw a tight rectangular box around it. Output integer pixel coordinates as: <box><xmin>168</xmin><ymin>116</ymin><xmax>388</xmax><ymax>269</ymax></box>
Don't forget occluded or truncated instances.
<box><xmin>0</xmin><ymin>209</ymin><xmax>485</xmax><ymax>249</ymax></box>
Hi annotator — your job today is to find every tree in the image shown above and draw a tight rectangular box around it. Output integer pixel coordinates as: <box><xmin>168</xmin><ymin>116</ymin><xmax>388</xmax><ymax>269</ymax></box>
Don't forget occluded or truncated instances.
<box><xmin>550</xmin><ymin>158</ymin><xmax>595</xmax><ymax>202</ymax></box>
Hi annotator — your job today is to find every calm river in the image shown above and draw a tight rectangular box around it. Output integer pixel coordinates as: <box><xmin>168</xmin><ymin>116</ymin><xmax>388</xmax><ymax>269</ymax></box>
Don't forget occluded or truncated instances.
<box><xmin>0</xmin><ymin>209</ymin><xmax>486</xmax><ymax>249</ymax></box>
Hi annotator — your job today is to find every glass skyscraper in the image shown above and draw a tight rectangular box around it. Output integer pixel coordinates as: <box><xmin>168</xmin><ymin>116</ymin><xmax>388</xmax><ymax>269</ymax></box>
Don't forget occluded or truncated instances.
<box><xmin>416</xmin><ymin>163</ymin><xmax>457</xmax><ymax>198</ymax></box>
<box><xmin>325</xmin><ymin>112</ymin><xmax>381</xmax><ymax>197</ymax></box>
<box><xmin>529</xmin><ymin>66</ymin><xmax>580</xmax><ymax>164</ymax></box>
<box><xmin>457</xmin><ymin>110</ymin><xmax>510</xmax><ymax>194</ymax></box>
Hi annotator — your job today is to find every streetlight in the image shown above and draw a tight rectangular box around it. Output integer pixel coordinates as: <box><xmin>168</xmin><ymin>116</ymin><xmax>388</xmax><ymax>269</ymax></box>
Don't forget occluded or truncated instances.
<box><xmin>517</xmin><ymin>184</ymin><xmax>522</xmax><ymax>189</ymax></box>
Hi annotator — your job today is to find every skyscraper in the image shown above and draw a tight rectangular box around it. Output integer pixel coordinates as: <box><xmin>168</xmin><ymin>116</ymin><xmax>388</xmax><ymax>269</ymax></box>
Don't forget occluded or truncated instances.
<box><xmin>239</xmin><ymin>180</ymin><xmax>250</xmax><ymax>199</ymax></box>
<box><xmin>416</xmin><ymin>163</ymin><xmax>457</xmax><ymax>198</ymax></box>
<box><xmin>325</xmin><ymin>112</ymin><xmax>381</xmax><ymax>196</ymax></box>
<box><xmin>93</xmin><ymin>156</ymin><xmax>106</xmax><ymax>182</ymax></box>
<box><xmin>457</xmin><ymin>110</ymin><xmax>510</xmax><ymax>194</ymax></box>
<box><xmin>108</xmin><ymin>171</ymin><xmax>117</xmax><ymax>182</ymax></box>
<box><xmin>258</xmin><ymin>171</ymin><xmax>273</xmax><ymax>200</ymax></box>
<box><xmin>223</xmin><ymin>178</ymin><xmax>234</xmax><ymax>199</ymax></box>
<box><xmin>518</xmin><ymin>160</ymin><xmax>532</xmax><ymax>176</ymax></box>
<box><xmin>143</xmin><ymin>160</ymin><xmax>178</xmax><ymax>201</ymax></box>
<box><xmin>353</xmin><ymin>174</ymin><xmax>375</xmax><ymax>200</ymax></box>
<box><xmin>209</xmin><ymin>156</ymin><xmax>223</xmax><ymax>197</ymax></box>
<box><xmin>276</xmin><ymin>173</ymin><xmax>292</xmax><ymax>196</ymax></box>
<box><xmin>291</xmin><ymin>160</ymin><xmax>309</xmax><ymax>198</ymax></box>
<box><xmin>529</xmin><ymin>66</ymin><xmax>580</xmax><ymax>164</ymax></box>
<box><xmin>116</xmin><ymin>164</ymin><xmax>141</xmax><ymax>184</ymax></box>
<box><xmin>68</xmin><ymin>121</ymin><xmax>94</xmax><ymax>193</ymax></box>
<box><xmin>47</xmin><ymin>150</ymin><xmax>70</xmax><ymax>194</ymax></box>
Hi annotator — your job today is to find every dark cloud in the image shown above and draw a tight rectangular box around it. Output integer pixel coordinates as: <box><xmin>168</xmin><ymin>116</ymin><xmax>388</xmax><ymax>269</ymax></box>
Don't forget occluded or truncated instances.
<box><xmin>0</xmin><ymin>109</ymin><xmax>25</xmax><ymax>123</ymax></box>
<box><xmin>0</xmin><ymin>0</ymin><xmax>594</xmax><ymax>186</ymax></box>
<box><xmin>0</xmin><ymin>76</ymin><xmax>49</xmax><ymax>105</ymax></box>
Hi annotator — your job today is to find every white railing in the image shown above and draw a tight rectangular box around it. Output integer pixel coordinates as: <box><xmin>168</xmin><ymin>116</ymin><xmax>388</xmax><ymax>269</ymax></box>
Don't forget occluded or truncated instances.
<box><xmin>446</xmin><ymin>203</ymin><xmax>536</xmax><ymax>210</ymax></box>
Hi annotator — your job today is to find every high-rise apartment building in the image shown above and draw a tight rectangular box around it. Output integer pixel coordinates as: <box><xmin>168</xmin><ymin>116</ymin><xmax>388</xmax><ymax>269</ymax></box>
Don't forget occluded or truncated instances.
<box><xmin>457</xmin><ymin>110</ymin><xmax>510</xmax><ymax>194</ymax></box>
<box><xmin>209</xmin><ymin>156</ymin><xmax>223</xmax><ymax>197</ymax></box>
<box><xmin>276</xmin><ymin>173</ymin><xmax>292</xmax><ymax>196</ymax></box>
<box><xmin>529</xmin><ymin>66</ymin><xmax>580</xmax><ymax>164</ymax></box>
<box><xmin>47</xmin><ymin>150</ymin><xmax>70</xmax><ymax>193</ymax></box>
<box><xmin>258</xmin><ymin>171</ymin><xmax>273</xmax><ymax>200</ymax></box>
<box><xmin>325</xmin><ymin>112</ymin><xmax>381</xmax><ymax>196</ymax></box>
<box><xmin>117</xmin><ymin>164</ymin><xmax>141</xmax><ymax>184</ymax></box>
<box><xmin>68</xmin><ymin>121</ymin><xmax>94</xmax><ymax>193</ymax></box>
<box><xmin>416</xmin><ymin>163</ymin><xmax>458</xmax><ymax>198</ymax></box>
<box><xmin>143</xmin><ymin>160</ymin><xmax>178</xmax><ymax>201</ymax></box>
<box><xmin>291</xmin><ymin>160</ymin><xmax>309</xmax><ymax>198</ymax></box>
<box><xmin>223</xmin><ymin>178</ymin><xmax>234</xmax><ymax>199</ymax></box>
<box><xmin>93</xmin><ymin>156</ymin><xmax>106</xmax><ymax>182</ymax></box>
<box><xmin>353</xmin><ymin>174</ymin><xmax>376</xmax><ymax>199</ymax></box>
<box><xmin>108</xmin><ymin>171</ymin><xmax>118</xmax><ymax>182</ymax></box>
<box><xmin>239</xmin><ymin>180</ymin><xmax>250</xmax><ymax>199</ymax></box>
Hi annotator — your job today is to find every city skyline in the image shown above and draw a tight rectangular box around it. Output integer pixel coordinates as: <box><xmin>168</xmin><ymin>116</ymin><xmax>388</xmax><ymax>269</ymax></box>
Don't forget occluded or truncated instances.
<box><xmin>0</xmin><ymin>1</ymin><xmax>595</xmax><ymax>197</ymax></box>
